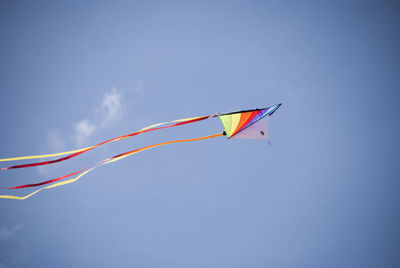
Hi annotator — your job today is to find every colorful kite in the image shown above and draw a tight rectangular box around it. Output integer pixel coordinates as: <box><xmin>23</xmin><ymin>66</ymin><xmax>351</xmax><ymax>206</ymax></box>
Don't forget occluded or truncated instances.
<box><xmin>0</xmin><ymin>104</ymin><xmax>281</xmax><ymax>199</ymax></box>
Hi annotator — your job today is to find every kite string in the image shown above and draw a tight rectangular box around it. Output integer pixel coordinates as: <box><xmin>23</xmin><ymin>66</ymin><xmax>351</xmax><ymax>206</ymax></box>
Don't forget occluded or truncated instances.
<box><xmin>0</xmin><ymin>115</ymin><xmax>214</xmax><ymax>170</ymax></box>
<box><xmin>0</xmin><ymin>132</ymin><xmax>224</xmax><ymax>200</ymax></box>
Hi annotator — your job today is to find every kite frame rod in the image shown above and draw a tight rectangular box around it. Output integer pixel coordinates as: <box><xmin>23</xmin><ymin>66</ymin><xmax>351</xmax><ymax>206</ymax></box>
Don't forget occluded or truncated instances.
<box><xmin>216</xmin><ymin>103</ymin><xmax>282</xmax><ymax>116</ymax></box>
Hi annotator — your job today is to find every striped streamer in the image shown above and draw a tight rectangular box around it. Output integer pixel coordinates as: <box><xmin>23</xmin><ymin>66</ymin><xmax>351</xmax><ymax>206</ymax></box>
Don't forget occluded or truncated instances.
<box><xmin>0</xmin><ymin>133</ymin><xmax>223</xmax><ymax>200</ymax></box>
<box><xmin>0</xmin><ymin>115</ymin><xmax>213</xmax><ymax>170</ymax></box>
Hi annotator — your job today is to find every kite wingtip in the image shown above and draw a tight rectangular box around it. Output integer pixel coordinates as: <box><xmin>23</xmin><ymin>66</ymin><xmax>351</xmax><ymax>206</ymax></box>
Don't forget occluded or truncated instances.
<box><xmin>267</xmin><ymin>103</ymin><xmax>282</xmax><ymax>117</ymax></box>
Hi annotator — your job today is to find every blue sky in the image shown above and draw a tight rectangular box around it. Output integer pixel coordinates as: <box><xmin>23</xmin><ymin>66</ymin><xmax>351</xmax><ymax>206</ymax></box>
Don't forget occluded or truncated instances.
<box><xmin>0</xmin><ymin>1</ymin><xmax>399</xmax><ymax>267</ymax></box>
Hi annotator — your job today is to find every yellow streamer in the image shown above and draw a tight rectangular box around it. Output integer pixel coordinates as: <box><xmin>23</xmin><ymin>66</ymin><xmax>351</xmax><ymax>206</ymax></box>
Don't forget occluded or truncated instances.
<box><xmin>0</xmin><ymin>146</ymin><xmax>94</xmax><ymax>162</ymax></box>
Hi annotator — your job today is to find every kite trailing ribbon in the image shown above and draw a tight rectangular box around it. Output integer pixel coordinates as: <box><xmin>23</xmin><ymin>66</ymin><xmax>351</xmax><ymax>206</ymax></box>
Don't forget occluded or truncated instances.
<box><xmin>0</xmin><ymin>115</ymin><xmax>212</xmax><ymax>170</ymax></box>
<box><xmin>0</xmin><ymin>133</ymin><xmax>223</xmax><ymax>200</ymax></box>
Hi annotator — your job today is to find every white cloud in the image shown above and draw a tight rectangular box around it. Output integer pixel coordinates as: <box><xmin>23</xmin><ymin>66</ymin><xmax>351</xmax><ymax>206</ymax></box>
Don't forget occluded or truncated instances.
<box><xmin>0</xmin><ymin>223</ymin><xmax>23</xmax><ymax>241</ymax></box>
<box><xmin>97</xmin><ymin>87</ymin><xmax>122</xmax><ymax>127</ymax></box>
<box><xmin>74</xmin><ymin>119</ymin><xmax>96</xmax><ymax>146</ymax></box>
<box><xmin>72</xmin><ymin>88</ymin><xmax>123</xmax><ymax>146</ymax></box>
<box><xmin>42</xmin><ymin>88</ymin><xmax>124</xmax><ymax>153</ymax></box>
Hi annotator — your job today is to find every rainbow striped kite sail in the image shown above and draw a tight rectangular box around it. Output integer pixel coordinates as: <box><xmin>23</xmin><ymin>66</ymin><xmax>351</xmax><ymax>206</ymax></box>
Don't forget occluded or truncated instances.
<box><xmin>0</xmin><ymin>104</ymin><xmax>281</xmax><ymax>199</ymax></box>
<box><xmin>218</xmin><ymin>104</ymin><xmax>281</xmax><ymax>139</ymax></box>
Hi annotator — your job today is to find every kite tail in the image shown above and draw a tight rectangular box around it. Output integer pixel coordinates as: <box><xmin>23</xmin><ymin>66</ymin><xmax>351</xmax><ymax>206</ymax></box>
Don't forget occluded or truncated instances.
<box><xmin>0</xmin><ymin>115</ymin><xmax>214</xmax><ymax>170</ymax></box>
<box><xmin>0</xmin><ymin>132</ymin><xmax>224</xmax><ymax>200</ymax></box>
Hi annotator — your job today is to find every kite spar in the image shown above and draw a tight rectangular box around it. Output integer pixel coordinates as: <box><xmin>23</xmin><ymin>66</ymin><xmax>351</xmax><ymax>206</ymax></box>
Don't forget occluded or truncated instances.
<box><xmin>0</xmin><ymin>104</ymin><xmax>281</xmax><ymax>199</ymax></box>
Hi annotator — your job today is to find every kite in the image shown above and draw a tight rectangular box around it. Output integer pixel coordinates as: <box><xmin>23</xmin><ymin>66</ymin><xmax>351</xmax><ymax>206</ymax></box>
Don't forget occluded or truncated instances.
<box><xmin>0</xmin><ymin>104</ymin><xmax>281</xmax><ymax>199</ymax></box>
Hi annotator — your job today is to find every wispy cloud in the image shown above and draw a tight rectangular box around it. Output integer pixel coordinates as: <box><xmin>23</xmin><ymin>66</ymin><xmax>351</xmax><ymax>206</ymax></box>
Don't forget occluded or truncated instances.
<box><xmin>39</xmin><ymin>88</ymin><xmax>125</xmax><ymax>170</ymax></box>
<box><xmin>72</xmin><ymin>88</ymin><xmax>123</xmax><ymax>146</ymax></box>
<box><xmin>74</xmin><ymin>119</ymin><xmax>96</xmax><ymax>146</ymax></box>
<box><xmin>97</xmin><ymin>87</ymin><xmax>123</xmax><ymax>128</ymax></box>
<box><xmin>0</xmin><ymin>223</ymin><xmax>23</xmax><ymax>241</ymax></box>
